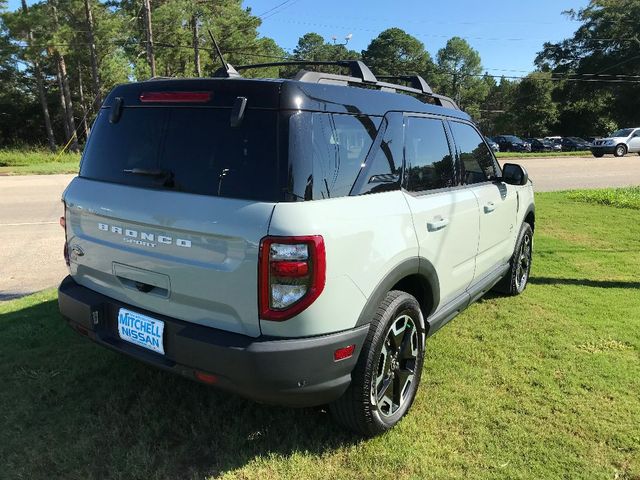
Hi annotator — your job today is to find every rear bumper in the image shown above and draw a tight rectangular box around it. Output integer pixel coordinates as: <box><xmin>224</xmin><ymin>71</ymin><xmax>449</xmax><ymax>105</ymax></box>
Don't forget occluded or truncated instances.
<box><xmin>58</xmin><ymin>276</ymin><xmax>369</xmax><ymax>407</ymax></box>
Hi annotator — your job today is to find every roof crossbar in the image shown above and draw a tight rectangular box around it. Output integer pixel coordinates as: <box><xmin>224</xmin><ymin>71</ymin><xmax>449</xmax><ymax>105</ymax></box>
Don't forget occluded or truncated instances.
<box><xmin>218</xmin><ymin>60</ymin><xmax>378</xmax><ymax>83</ymax></box>
<box><xmin>376</xmin><ymin>75</ymin><xmax>433</xmax><ymax>94</ymax></box>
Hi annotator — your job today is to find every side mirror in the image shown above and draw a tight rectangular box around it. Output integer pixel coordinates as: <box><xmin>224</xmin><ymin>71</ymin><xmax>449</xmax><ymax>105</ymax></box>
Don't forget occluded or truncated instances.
<box><xmin>502</xmin><ymin>163</ymin><xmax>529</xmax><ymax>186</ymax></box>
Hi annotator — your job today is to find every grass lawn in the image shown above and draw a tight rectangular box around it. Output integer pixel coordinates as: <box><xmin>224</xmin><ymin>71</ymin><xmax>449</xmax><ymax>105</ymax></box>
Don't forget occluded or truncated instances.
<box><xmin>0</xmin><ymin>149</ymin><xmax>80</xmax><ymax>175</ymax></box>
<box><xmin>568</xmin><ymin>186</ymin><xmax>640</xmax><ymax>210</ymax></box>
<box><xmin>496</xmin><ymin>150</ymin><xmax>590</xmax><ymax>159</ymax></box>
<box><xmin>1</xmin><ymin>192</ymin><xmax>639</xmax><ymax>479</ymax></box>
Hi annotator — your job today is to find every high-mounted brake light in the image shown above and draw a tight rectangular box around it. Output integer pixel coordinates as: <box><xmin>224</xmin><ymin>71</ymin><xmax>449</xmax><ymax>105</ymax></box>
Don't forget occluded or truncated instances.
<box><xmin>259</xmin><ymin>236</ymin><xmax>326</xmax><ymax>321</ymax></box>
<box><xmin>139</xmin><ymin>91</ymin><xmax>212</xmax><ymax>103</ymax></box>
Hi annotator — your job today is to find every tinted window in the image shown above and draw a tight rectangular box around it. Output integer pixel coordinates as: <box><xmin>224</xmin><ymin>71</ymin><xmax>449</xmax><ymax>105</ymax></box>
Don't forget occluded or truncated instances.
<box><xmin>351</xmin><ymin>113</ymin><xmax>403</xmax><ymax>196</ymax></box>
<box><xmin>81</xmin><ymin>107</ymin><xmax>280</xmax><ymax>201</ymax></box>
<box><xmin>450</xmin><ymin>121</ymin><xmax>499</xmax><ymax>185</ymax></box>
<box><xmin>404</xmin><ymin>117</ymin><xmax>455</xmax><ymax>192</ymax></box>
<box><xmin>287</xmin><ymin>112</ymin><xmax>380</xmax><ymax>200</ymax></box>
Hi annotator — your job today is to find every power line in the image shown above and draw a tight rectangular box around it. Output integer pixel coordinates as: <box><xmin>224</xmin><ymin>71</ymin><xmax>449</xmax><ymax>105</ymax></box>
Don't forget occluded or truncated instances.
<box><xmin>13</xmin><ymin>39</ymin><xmax>640</xmax><ymax>84</ymax></box>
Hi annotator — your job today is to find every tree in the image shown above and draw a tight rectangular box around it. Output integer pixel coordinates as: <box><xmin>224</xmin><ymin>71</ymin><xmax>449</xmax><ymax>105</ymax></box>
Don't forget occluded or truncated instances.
<box><xmin>511</xmin><ymin>72</ymin><xmax>558</xmax><ymax>137</ymax></box>
<box><xmin>361</xmin><ymin>28</ymin><xmax>437</xmax><ymax>83</ymax></box>
<box><xmin>285</xmin><ymin>32</ymin><xmax>360</xmax><ymax>76</ymax></box>
<box><xmin>436</xmin><ymin>37</ymin><xmax>488</xmax><ymax>118</ymax></box>
<box><xmin>5</xmin><ymin>0</ymin><xmax>57</xmax><ymax>149</ymax></box>
<box><xmin>536</xmin><ymin>0</ymin><xmax>640</xmax><ymax>135</ymax></box>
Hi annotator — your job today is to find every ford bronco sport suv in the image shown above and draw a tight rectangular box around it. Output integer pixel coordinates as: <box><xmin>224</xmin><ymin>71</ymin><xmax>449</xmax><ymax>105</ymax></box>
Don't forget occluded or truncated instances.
<box><xmin>58</xmin><ymin>60</ymin><xmax>535</xmax><ymax>436</ymax></box>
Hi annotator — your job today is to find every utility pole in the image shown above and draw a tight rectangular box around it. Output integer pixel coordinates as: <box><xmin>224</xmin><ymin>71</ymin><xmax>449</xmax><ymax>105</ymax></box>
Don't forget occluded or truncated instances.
<box><xmin>21</xmin><ymin>0</ymin><xmax>56</xmax><ymax>151</ymax></box>
<box><xmin>83</xmin><ymin>0</ymin><xmax>101</xmax><ymax>108</ymax></box>
<box><xmin>142</xmin><ymin>0</ymin><xmax>156</xmax><ymax>77</ymax></box>
<box><xmin>191</xmin><ymin>13</ymin><xmax>201</xmax><ymax>77</ymax></box>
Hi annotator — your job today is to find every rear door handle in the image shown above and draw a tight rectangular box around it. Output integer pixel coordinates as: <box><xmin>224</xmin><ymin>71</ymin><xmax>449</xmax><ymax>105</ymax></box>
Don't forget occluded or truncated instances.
<box><xmin>484</xmin><ymin>202</ymin><xmax>496</xmax><ymax>213</ymax></box>
<box><xmin>427</xmin><ymin>217</ymin><xmax>449</xmax><ymax>232</ymax></box>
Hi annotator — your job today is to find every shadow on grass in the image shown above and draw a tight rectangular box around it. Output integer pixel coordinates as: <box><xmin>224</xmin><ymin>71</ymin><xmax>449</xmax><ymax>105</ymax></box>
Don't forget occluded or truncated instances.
<box><xmin>0</xmin><ymin>299</ymin><xmax>361</xmax><ymax>479</ymax></box>
<box><xmin>529</xmin><ymin>277</ymin><xmax>640</xmax><ymax>289</ymax></box>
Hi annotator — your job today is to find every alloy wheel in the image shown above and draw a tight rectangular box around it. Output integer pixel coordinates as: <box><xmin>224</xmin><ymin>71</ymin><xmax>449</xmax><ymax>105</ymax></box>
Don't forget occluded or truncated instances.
<box><xmin>515</xmin><ymin>233</ymin><xmax>532</xmax><ymax>291</ymax></box>
<box><xmin>371</xmin><ymin>314</ymin><xmax>419</xmax><ymax>417</ymax></box>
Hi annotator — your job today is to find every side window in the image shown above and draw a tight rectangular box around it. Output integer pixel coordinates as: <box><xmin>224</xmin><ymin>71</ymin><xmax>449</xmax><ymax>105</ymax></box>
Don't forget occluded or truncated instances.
<box><xmin>449</xmin><ymin>121</ymin><xmax>499</xmax><ymax>185</ymax></box>
<box><xmin>404</xmin><ymin>116</ymin><xmax>455</xmax><ymax>192</ymax></box>
<box><xmin>351</xmin><ymin>113</ymin><xmax>403</xmax><ymax>196</ymax></box>
<box><xmin>311</xmin><ymin>113</ymin><xmax>380</xmax><ymax>199</ymax></box>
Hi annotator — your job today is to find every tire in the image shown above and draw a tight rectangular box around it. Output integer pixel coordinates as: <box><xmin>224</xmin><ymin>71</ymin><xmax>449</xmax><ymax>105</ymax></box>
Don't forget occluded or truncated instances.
<box><xmin>593</xmin><ymin>152</ymin><xmax>604</xmax><ymax>158</ymax></box>
<box><xmin>614</xmin><ymin>144</ymin><xmax>627</xmax><ymax>157</ymax></box>
<box><xmin>330</xmin><ymin>291</ymin><xmax>425</xmax><ymax>436</ymax></box>
<box><xmin>493</xmin><ymin>223</ymin><xmax>533</xmax><ymax>296</ymax></box>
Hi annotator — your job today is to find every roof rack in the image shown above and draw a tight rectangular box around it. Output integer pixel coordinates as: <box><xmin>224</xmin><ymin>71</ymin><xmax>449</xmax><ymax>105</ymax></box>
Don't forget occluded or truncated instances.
<box><xmin>376</xmin><ymin>75</ymin><xmax>433</xmax><ymax>95</ymax></box>
<box><xmin>226</xmin><ymin>60</ymin><xmax>378</xmax><ymax>83</ymax></box>
<box><xmin>212</xmin><ymin>59</ymin><xmax>459</xmax><ymax>110</ymax></box>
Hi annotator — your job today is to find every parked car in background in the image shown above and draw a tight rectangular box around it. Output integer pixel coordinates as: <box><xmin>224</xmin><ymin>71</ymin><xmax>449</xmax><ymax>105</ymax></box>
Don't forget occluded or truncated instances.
<box><xmin>494</xmin><ymin>135</ymin><xmax>529</xmax><ymax>153</ymax></box>
<box><xmin>525</xmin><ymin>138</ymin><xmax>554</xmax><ymax>153</ymax></box>
<box><xmin>485</xmin><ymin>136</ymin><xmax>500</xmax><ymax>152</ymax></box>
<box><xmin>591</xmin><ymin>128</ymin><xmax>640</xmax><ymax>157</ymax></box>
<box><xmin>561</xmin><ymin>137</ymin><xmax>592</xmax><ymax>152</ymax></box>
<box><xmin>544</xmin><ymin>136</ymin><xmax>563</xmax><ymax>150</ymax></box>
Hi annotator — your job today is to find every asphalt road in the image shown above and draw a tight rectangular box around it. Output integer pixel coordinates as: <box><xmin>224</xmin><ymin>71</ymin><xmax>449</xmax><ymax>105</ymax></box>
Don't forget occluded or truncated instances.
<box><xmin>0</xmin><ymin>174</ymin><xmax>74</xmax><ymax>300</ymax></box>
<box><xmin>1</xmin><ymin>155</ymin><xmax>640</xmax><ymax>299</ymax></box>
<box><xmin>503</xmin><ymin>154</ymin><xmax>640</xmax><ymax>191</ymax></box>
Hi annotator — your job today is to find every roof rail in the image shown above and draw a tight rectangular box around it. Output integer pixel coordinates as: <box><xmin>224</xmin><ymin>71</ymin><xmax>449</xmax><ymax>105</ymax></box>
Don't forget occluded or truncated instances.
<box><xmin>214</xmin><ymin>59</ymin><xmax>459</xmax><ymax>110</ymax></box>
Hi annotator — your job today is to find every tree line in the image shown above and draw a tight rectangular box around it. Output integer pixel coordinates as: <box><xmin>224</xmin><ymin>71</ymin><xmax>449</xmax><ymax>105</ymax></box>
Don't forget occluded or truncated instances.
<box><xmin>0</xmin><ymin>0</ymin><xmax>637</xmax><ymax>150</ymax></box>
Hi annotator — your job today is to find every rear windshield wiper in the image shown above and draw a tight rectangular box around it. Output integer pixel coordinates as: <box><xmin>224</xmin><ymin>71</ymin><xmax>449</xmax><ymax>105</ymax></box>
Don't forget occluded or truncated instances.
<box><xmin>123</xmin><ymin>168</ymin><xmax>176</xmax><ymax>188</ymax></box>
<box><xmin>123</xmin><ymin>168</ymin><xmax>172</xmax><ymax>177</ymax></box>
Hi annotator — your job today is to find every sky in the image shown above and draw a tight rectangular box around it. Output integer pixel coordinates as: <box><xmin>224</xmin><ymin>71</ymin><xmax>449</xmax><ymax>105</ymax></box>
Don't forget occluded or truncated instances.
<box><xmin>7</xmin><ymin>0</ymin><xmax>591</xmax><ymax>75</ymax></box>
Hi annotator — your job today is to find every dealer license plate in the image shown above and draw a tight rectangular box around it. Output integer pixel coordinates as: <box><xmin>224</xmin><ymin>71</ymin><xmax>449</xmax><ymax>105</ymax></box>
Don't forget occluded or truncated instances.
<box><xmin>117</xmin><ymin>308</ymin><xmax>165</xmax><ymax>355</ymax></box>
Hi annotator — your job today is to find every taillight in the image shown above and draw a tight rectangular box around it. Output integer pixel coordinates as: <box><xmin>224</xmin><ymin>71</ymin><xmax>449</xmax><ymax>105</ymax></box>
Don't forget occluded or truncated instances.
<box><xmin>259</xmin><ymin>236</ymin><xmax>326</xmax><ymax>321</ymax></box>
<box><xmin>61</xmin><ymin>203</ymin><xmax>69</xmax><ymax>266</ymax></box>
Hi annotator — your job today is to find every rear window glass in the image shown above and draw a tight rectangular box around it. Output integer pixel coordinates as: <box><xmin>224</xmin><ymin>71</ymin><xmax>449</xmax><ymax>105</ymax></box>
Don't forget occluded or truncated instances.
<box><xmin>80</xmin><ymin>107</ymin><xmax>280</xmax><ymax>201</ymax></box>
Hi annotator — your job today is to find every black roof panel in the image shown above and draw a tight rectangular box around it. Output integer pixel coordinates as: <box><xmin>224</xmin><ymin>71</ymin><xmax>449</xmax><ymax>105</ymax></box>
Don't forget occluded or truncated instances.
<box><xmin>102</xmin><ymin>77</ymin><xmax>470</xmax><ymax>120</ymax></box>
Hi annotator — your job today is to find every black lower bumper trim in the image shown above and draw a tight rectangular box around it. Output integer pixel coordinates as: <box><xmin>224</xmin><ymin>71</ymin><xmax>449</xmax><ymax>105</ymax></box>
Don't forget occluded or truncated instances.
<box><xmin>58</xmin><ymin>276</ymin><xmax>369</xmax><ymax>407</ymax></box>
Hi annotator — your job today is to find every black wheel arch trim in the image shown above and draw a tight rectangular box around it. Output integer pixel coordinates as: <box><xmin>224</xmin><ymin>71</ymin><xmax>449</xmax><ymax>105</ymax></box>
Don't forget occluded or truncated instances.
<box><xmin>355</xmin><ymin>257</ymin><xmax>440</xmax><ymax>330</ymax></box>
<box><xmin>523</xmin><ymin>203</ymin><xmax>535</xmax><ymax>230</ymax></box>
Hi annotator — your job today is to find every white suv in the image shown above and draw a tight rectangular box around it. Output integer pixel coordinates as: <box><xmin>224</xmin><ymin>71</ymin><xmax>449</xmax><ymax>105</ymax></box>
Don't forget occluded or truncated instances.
<box><xmin>591</xmin><ymin>127</ymin><xmax>640</xmax><ymax>157</ymax></box>
<box><xmin>58</xmin><ymin>61</ymin><xmax>535</xmax><ymax>436</ymax></box>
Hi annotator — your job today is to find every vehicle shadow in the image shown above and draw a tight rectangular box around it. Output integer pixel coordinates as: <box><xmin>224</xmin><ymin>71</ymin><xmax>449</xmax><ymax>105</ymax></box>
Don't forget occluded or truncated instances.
<box><xmin>528</xmin><ymin>277</ymin><xmax>640</xmax><ymax>289</ymax></box>
<box><xmin>0</xmin><ymin>299</ymin><xmax>362</xmax><ymax>479</ymax></box>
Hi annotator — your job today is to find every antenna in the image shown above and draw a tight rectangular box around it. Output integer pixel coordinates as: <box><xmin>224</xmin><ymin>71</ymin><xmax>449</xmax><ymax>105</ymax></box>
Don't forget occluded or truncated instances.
<box><xmin>207</xmin><ymin>29</ymin><xmax>240</xmax><ymax>78</ymax></box>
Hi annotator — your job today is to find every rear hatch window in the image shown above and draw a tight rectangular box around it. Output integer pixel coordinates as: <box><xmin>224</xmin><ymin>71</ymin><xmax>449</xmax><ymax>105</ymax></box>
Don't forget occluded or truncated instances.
<box><xmin>81</xmin><ymin>107</ymin><xmax>280</xmax><ymax>202</ymax></box>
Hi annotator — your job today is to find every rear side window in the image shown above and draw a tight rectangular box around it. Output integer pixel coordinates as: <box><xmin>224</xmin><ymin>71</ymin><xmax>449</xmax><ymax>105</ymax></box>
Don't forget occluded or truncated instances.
<box><xmin>351</xmin><ymin>113</ymin><xmax>403</xmax><ymax>196</ymax></box>
<box><xmin>80</xmin><ymin>107</ymin><xmax>280</xmax><ymax>201</ymax></box>
<box><xmin>287</xmin><ymin>112</ymin><xmax>380</xmax><ymax>200</ymax></box>
<box><xmin>404</xmin><ymin>116</ymin><xmax>455</xmax><ymax>192</ymax></box>
<box><xmin>449</xmin><ymin>121</ymin><xmax>500</xmax><ymax>185</ymax></box>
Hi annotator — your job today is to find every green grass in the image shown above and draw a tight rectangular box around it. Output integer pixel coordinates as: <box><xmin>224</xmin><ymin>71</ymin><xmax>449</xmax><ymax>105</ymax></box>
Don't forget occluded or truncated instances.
<box><xmin>568</xmin><ymin>186</ymin><xmax>640</xmax><ymax>210</ymax></box>
<box><xmin>0</xmin><ymin>149</ymin><xmax>80</xmax><ymax>175</ymax></box>
<box><xmin>1</xmin><ymin>192</ymin><xmax>639</xmax><ymax>479</ymax></box>
<box><xmin>496</xmin><ymin>150</ymin><xmax>589</xmax><ymax>159</ymax></box>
